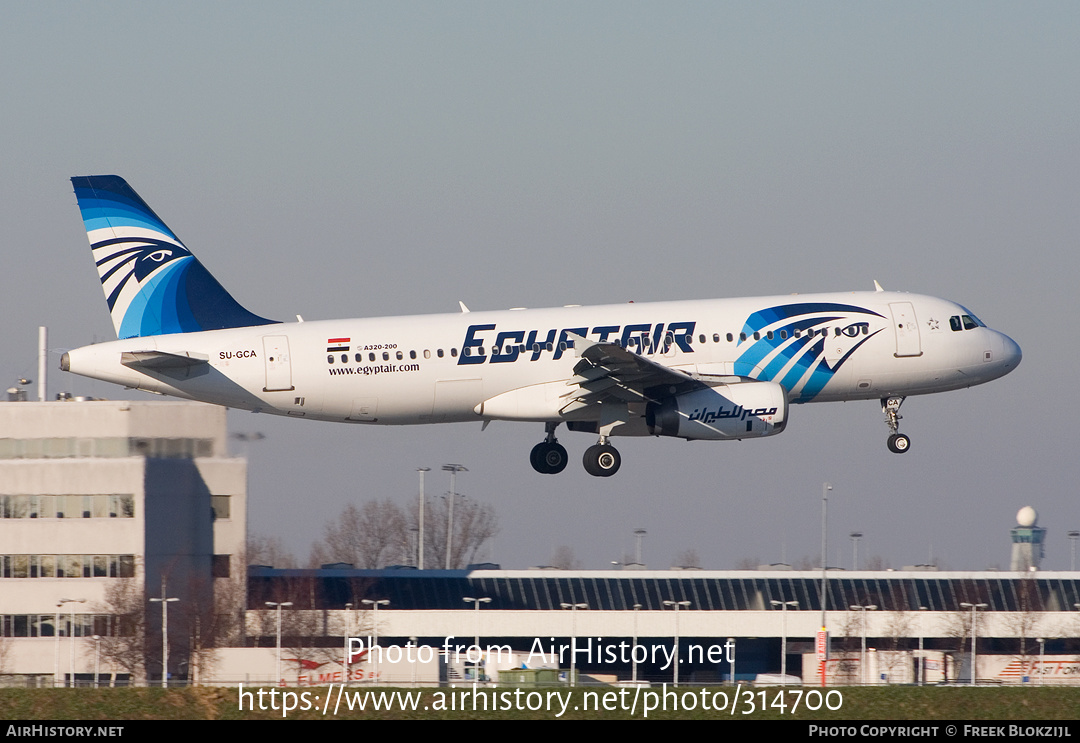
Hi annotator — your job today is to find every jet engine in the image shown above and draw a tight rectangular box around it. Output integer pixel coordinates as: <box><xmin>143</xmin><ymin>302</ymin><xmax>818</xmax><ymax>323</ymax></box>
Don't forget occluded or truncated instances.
<box><xmin>646</xmin><ymin>382</ymin><xmax>788</xmax><ymax>440</ymax></box>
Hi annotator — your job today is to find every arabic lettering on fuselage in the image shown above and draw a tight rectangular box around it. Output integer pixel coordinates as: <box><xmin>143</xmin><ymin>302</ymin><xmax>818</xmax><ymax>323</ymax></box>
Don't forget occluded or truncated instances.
<box><xmin>687</xmin><ymin>405</ymin><xmax>779</xmax><ymax>423</ymax></box>
<box><xmin>456</xmin><ymin>321</ymin><xmax>697</xmax><ymax>365</ymax></box>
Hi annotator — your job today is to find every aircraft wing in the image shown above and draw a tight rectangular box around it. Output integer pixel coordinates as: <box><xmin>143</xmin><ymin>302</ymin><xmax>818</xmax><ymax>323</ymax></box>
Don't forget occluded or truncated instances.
<box><xmin>560</xmin><ymin>334</ymin><xmax>737</xmax><ymax>411</ymax></box>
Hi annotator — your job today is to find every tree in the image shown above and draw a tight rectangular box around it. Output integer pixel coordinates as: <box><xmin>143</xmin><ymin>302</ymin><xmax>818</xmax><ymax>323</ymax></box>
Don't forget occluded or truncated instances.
<box><xmin>310</xmin><ymin>499</ymin><xmax>410</xmax><ymax>569</ymax></box>
<box><xmin>247</xmin><ymin>533</ymin><xmax>298</xmax><ymax>569</ymax></box>
<box><xmin>673</xmin><ymin>549</ymin><xmax>701</xmax><ymax>569</ymax></box>
<box><xmin>420</xmin><ymin>494</ymin><xmax>497</xmax><ymax>569</ymax></box>
<box><xmin>93</xmin><ymin>578</ymin><xmax>147</xmax><ymax>685</ymax></box>
<box><xmin>550</xmin><ymin>545</ymin><xmax>582</xmax><ymax>570</ymax></box>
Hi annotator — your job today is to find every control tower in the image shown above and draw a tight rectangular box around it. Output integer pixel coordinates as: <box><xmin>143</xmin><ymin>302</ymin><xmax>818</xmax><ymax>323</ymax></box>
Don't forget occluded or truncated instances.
<box><xmin>1010</xmin><ymin>506</ymin><xmax>1047</xmax><ymax>571</ymax></box>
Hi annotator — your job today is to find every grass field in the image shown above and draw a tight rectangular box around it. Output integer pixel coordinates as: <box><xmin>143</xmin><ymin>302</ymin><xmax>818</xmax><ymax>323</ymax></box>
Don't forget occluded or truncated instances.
<box><xmin>2</xmin><ymin>685</ymin><xmax>1079</xmax><ymax>721</ymax></box>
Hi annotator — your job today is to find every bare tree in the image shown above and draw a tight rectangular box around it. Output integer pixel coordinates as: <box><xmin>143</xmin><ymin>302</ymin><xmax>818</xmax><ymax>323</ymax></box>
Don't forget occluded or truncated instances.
<box><xmin>311</xmin><ymin>500</ymin><xmax>410</xmax><ymax>569</ymax></box>
<box><xmin>93</xmin><ymin>578</ymin><xmax>147</xmax><ymax>685</ymax></box>
<box><xmin>419</xmin><ymin>494</ymin><xmax>497</xmax><ymax>569</ymax></box>
<box><xmin>674</xmin><ymin>549</ymin><xmax>701</xmax><ymax>569</ymax></box>
<box><xmin>550</xmin><ymin>545</ymin><xmax>582</xmax><ymax>570</ymax></box>
<box><xmin>247</xmin><ymin>533</ymin><xmax>298</xmax><ymax>568</ymax></box>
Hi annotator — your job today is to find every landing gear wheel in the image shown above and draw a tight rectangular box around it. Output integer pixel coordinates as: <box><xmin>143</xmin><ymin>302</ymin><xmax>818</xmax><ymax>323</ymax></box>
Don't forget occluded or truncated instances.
<box><xmin>887</xmin><ymin>433</ymin><xmax>911</xmax><ymax>454</ymax></box>
<box><xmin>583</xmin><ymin>444</ymin><xmax>621</xmax><ymax>477</ymax></box>
<box><xmin>530</xmin><ymin>442</ymin><xmax>568</xmax><ymax>474</ymax></box>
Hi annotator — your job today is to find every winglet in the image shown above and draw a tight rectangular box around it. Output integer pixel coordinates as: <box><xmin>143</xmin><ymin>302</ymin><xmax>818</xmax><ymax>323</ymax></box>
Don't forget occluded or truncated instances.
<box><xmin>873</xmin><ymin>280</ymin><xmax>885</xmax><ymax>292</ymax></box>
<box><xmin>458</xmin><ymin>301</ymin><xmax>471</xmax><ymax>313</ymax></box>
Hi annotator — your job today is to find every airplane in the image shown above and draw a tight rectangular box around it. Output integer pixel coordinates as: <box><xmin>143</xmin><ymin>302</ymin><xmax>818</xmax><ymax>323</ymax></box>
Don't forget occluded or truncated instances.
<box><xmin>61</xmin><ymin>175</ymin><xmax>1022</xmax><ymax>477</ymax></box>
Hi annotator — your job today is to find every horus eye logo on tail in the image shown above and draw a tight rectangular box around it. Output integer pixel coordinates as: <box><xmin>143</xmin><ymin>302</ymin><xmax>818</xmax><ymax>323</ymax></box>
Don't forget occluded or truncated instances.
<box><xmin>72</xmin><ymin>176</ymin><xmax>278</xmax><ymax>339</ymax></box>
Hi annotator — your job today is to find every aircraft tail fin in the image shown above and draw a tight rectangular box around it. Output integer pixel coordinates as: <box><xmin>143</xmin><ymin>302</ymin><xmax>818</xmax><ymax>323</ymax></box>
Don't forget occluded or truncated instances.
<box><xmin>71</xmin><ymin>175</ymin><xmax>279</xmax><ymax>339</ymax></box>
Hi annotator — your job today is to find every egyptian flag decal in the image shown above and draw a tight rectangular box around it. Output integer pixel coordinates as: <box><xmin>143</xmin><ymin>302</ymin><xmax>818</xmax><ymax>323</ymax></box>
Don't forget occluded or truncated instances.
<box><xmin>327</xmin><ymin>337</ymin><xmax>350</xmax><ymax>352</ymax></box>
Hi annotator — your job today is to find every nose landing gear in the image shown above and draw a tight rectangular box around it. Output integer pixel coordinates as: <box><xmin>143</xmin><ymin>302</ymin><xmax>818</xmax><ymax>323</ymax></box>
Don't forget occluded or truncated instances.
<box><xmin>882</xmin><ymin>396</ymin><xmax>911</xmax><ymax>454</ymax></box>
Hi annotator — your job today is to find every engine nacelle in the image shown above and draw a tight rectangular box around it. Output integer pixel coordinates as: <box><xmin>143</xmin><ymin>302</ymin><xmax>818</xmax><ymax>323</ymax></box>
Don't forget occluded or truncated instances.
<box><xmin>646</xmin><ymin>382</ymin><xmax>788</xmax><ymax>440</ymax></box>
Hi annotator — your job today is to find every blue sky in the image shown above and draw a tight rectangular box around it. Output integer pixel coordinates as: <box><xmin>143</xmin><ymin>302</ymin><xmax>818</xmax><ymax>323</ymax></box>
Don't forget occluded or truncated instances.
<box><xmin>2</xmin><ymin>2</ymin><xmax>1077</xmax><ymax>570</ymax></box>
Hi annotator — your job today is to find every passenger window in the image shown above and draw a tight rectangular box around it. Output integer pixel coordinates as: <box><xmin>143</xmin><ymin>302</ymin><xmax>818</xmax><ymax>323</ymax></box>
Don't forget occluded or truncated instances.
<box><xmin>355</xmin><ymin>353</ymin><xmax>362</xmax><ymax>362</ymax></box>
<box><xmin>753</xmin><ymin>332</ymin><xmax>760</xmax><ymax>341</ymax></box>
<box><xmin>462</xmin><ymin>348</ymin><xmax>470</xmax><ymax>357</ymax></box>
<box><xmin>794</xmin><ymin>329</ymin><xmax>801</xmax><ymax>338</ymax></box>
<box><xmin>410</xmin><ymin>350</ymin><xmax>417</xmax><ymax>360</ymax></box>
<box><xmin>341</xmin><ymin>354</ymin><xmax>348</xmax><ymax>363</ymax></box>
<box><xmin>382</xmin><ymin>352</ymin><xmax>389</xmax><ymax>361</ymax></box>
<box><xmin>713</xmin><ymin>333</ymin><xmax>720</xmax><ymax>343</ymax></box>
<box><xmin>834</xmin><ymin>328</ymin><xmax>841</xmax><ymax>337</ymax></box>
<box><xmin>739</xmin><ymin>333</ymin><xmax>747</xmax><ymax>342</ymax></box>
<box><xmin>780</xmin><ymin>330</ymin><xmax>787</xmax><ymax>340</ymax></box>
<box><xmin>766</xmin><ymin>331</ymin><xmax>774</xmax><ymax>340</ymax></box>
<box><xmin>726</xmin><ymin>333</ymin><xmax>733</xmax><ymax>342</ymax></box>
<box><xmin>327</xmin><ymin>355</ymin><xmax>334</xmax><ymax>364</ymax></box>
<box><xmin>437</xmin><ymin>349</ymin><xmax>444</xmax><ymax>358</ymax></box>
<box><xmin>424</xmin><ymin>350</ymin><xmax>430</xmax><ymax>359</ymax></box>
<box><xmin>396</xmin><ymin>351</ymin><xmax>403</xmax><ymax>360</ymax></box>
<box><xmin>369</xmin><ymin>352</ymin><xmax>376</xmax><ymax>362</ymax></box>
<box><xmin>699</xmin><ymin>334</ymin><xmax>706</xmax><ymax>344</ymax></box>
<box><xmin>451</xmin><ymin>348</ymin><xmax>458</xmax><ymax>357</ymax></box>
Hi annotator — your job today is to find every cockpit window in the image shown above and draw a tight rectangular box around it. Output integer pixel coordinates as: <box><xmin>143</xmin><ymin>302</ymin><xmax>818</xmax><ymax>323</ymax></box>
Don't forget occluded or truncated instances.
<box><xmin>951</xmin><ymin>312</ymin><xmax>986</xmax><ymax>332</ymax></box>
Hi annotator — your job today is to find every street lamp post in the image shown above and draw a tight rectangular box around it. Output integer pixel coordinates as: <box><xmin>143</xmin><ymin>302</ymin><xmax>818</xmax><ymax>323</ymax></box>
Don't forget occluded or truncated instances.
<box><xmin>55</xmin><ymin>598</ymin><xmax>84</xmax><ymax>687</ymax></box>
<box><xmin>960</xmin><ymin>602</ymin><xmax>988</xmax><ymax>685</ymax></box>
<box><xmin>917</xmin><ymin>606</ymin><xmax>928</xmax><ymax>686</ymax></box>
<box><xmin>442</xmin><ymin>464</ymin><xmax>467</xmax><ymax>569</ymax></box>
<box><xmin>149</xmin><ymin>583</ymin><xmax>178</xmax><ymax>688</ymax></box>
<box><xmin>631</xmin><ymin>603</ymin><xmax>642</xmax><ymax>685</ymax></box>
<box><xmin>1036</xmin><ymin>638</ymin><xmax>1045</xmax><ymax>685</ymax></box>
<box><xmin>819</xmin><ymin>482</ymin><xmax>833</xmax><ymax>687</ymax></box>
<box><xmin>417</xmin><ymin>467</ymin><xmax>430</xmax><ymax>569</ymax></box>
<box><xmin>265</xmin><ymin>601</ymin><xmax>293</xmax><ymax>685</ymax></box>
<box><xmin>662</xmin><ymin>600</ymin><xmax>691</xmax><ymax>686</ymax></box>
<box><xmin>850</xmin><ymin>603</ymin><xmax>877</xmax><ymax>685</ymax></box>
<box><xmin>1069</xmin><ymin>531</ymin><xmax>1079</xmax><ymax>572</ymax></box>
<box><xmin>770</xmin><ymin>599</ymin><xmax>798</xmax><ymax>682</ymax></box>
<box><xmin>362</xmin><ymin>599</ymin><xmax>390</xmax><ymax>683</ymax></box>
<box><xmin>560</xmin><ymin>602</ymin><xmax>587</xmax><ymax>686</ymax></box>
<box><xmin>342</xmin><ymin>602</ymin><xmax>353</xmax><ymax>685</ymax></box>
<box><xmin>463</xmin><ymin>596</ymin><xmax>491</xmax><ymax>682</ymax></box>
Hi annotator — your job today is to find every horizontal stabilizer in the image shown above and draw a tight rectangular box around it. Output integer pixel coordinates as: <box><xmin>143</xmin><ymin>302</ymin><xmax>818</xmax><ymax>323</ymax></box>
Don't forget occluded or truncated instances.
<box><xmin>121</xmin><ymin>350</ymin><xmax>209</xmax><ymax>369</ymax></box>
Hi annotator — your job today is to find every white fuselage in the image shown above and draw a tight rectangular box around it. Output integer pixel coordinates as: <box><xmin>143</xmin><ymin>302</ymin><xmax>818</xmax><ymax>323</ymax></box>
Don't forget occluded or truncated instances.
<box><xmin>63</xmin><ymin>290</ymin><xmax>1020</xmax><ymax>430</ymax></box>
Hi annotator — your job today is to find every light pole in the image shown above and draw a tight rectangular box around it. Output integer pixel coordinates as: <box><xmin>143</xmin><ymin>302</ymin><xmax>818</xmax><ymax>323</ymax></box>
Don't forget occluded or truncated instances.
<box><xmin>728</xmin><ymin>637</ymin><xmax>736</xmax><ymax>685</ymax></box>
<box><xmin>819</xmin><ymin>482</ymin><xmax>833</xmax><ymax>687</ymax></box>
<box><xmin>850</xmin><ymin>532</ymin><xmax>863</xmax><ymax>571</ymax></box>
<box><xmin>1036</xmin><ymin>638</ymin><xmax>1045</xmax><ymax>685</ymax></box>
<box><xmin>463</xmin><ymin>596</ymin><xmax>491</xmax><ymax>682</ymax></box>
<box><xmin>631</xmin><ymin>603</ymin><xmax>642</xmax><ymax>685</ymax></box>
<box><xmin>417</xmin><ymin>467</ymin><xmax>430</xmax><ymax>569</ymax></box>
<box><xmin>1069</xmin><ymin>531</ymin><xmax>1079</xmax><ymax>572</ymax></box>
<box><xmin>149</xmin><ymin>583</ymin><xmax>178</xmax><ymax>688</ymax></box>
<box><xmin>266</xmin><ymin>601</ymin><xmax>293</xmax><ymax>685</ymax></box>
<box><xmin>342</xmin><ymin>602</ymin><xmax>353</xmax><ymax>685</ymax></box>
<box><xmin>92</xmin><ymin>635</ymin><xmax>101</xmax><ymax>688</ymax></box>
<box><xmin>442</xmin><ymin>464</ymin><xmax>467</xmax><ymax>569</ymax></box>
<box><xmin>917</xmin><ymin>606</ymin><xmax>928</xmax><ymax>686</ymax></box>
<box><xmin>850</xmin><ymin>603</ymin><xmax>877</xmax><ymax>685</ymax></box>
<box><xmin>770</xmin><ymin>599</ymin><xmax>798</xmax><ymax>682</ymax></box>
<box><xmin>560</xmin><ymin>602</ymin><xmax>587</xmax><ymax>686</ymax></box>
<box><xmin>362</xmin><ymin>599</ymin><xmax>390</xmax><ymax>683</ymax></box>
<box><xmin>55</xmin><ymin>598</ymin><xmax>84</xmax><ymax>687</ymax></box>
<box><xmin>960</xmin><ymin>602</ymin><xmax>987</xmax><ymax>685</ymax></box>
<box><xmin>663</xmin><ymin>600</ymin><xmax>691</xmax><ymax>686</ymax></box>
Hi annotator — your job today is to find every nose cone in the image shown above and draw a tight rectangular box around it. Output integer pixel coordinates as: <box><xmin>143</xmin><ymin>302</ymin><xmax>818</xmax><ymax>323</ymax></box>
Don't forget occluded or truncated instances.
<box><xmin>996</xmin><ymin>331</ymin><xmax>1022</xmax><ymax>374</ymax></box>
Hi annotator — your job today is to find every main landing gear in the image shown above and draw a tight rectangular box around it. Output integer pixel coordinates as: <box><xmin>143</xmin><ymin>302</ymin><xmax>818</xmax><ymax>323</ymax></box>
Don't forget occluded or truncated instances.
<box><xmin>530</xmin><ymin>424</ymin><xmax>623</xmax><ymax>477</ymax></box>
<box><xmin>530</xmin><ymin>422</ymin><xmax>568</xmax><ymax>474</ymax></box>
<box><xmin>882</xmin><ymin>396</ymin><xmax>911</xmax><ymax>454</ymax></box>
